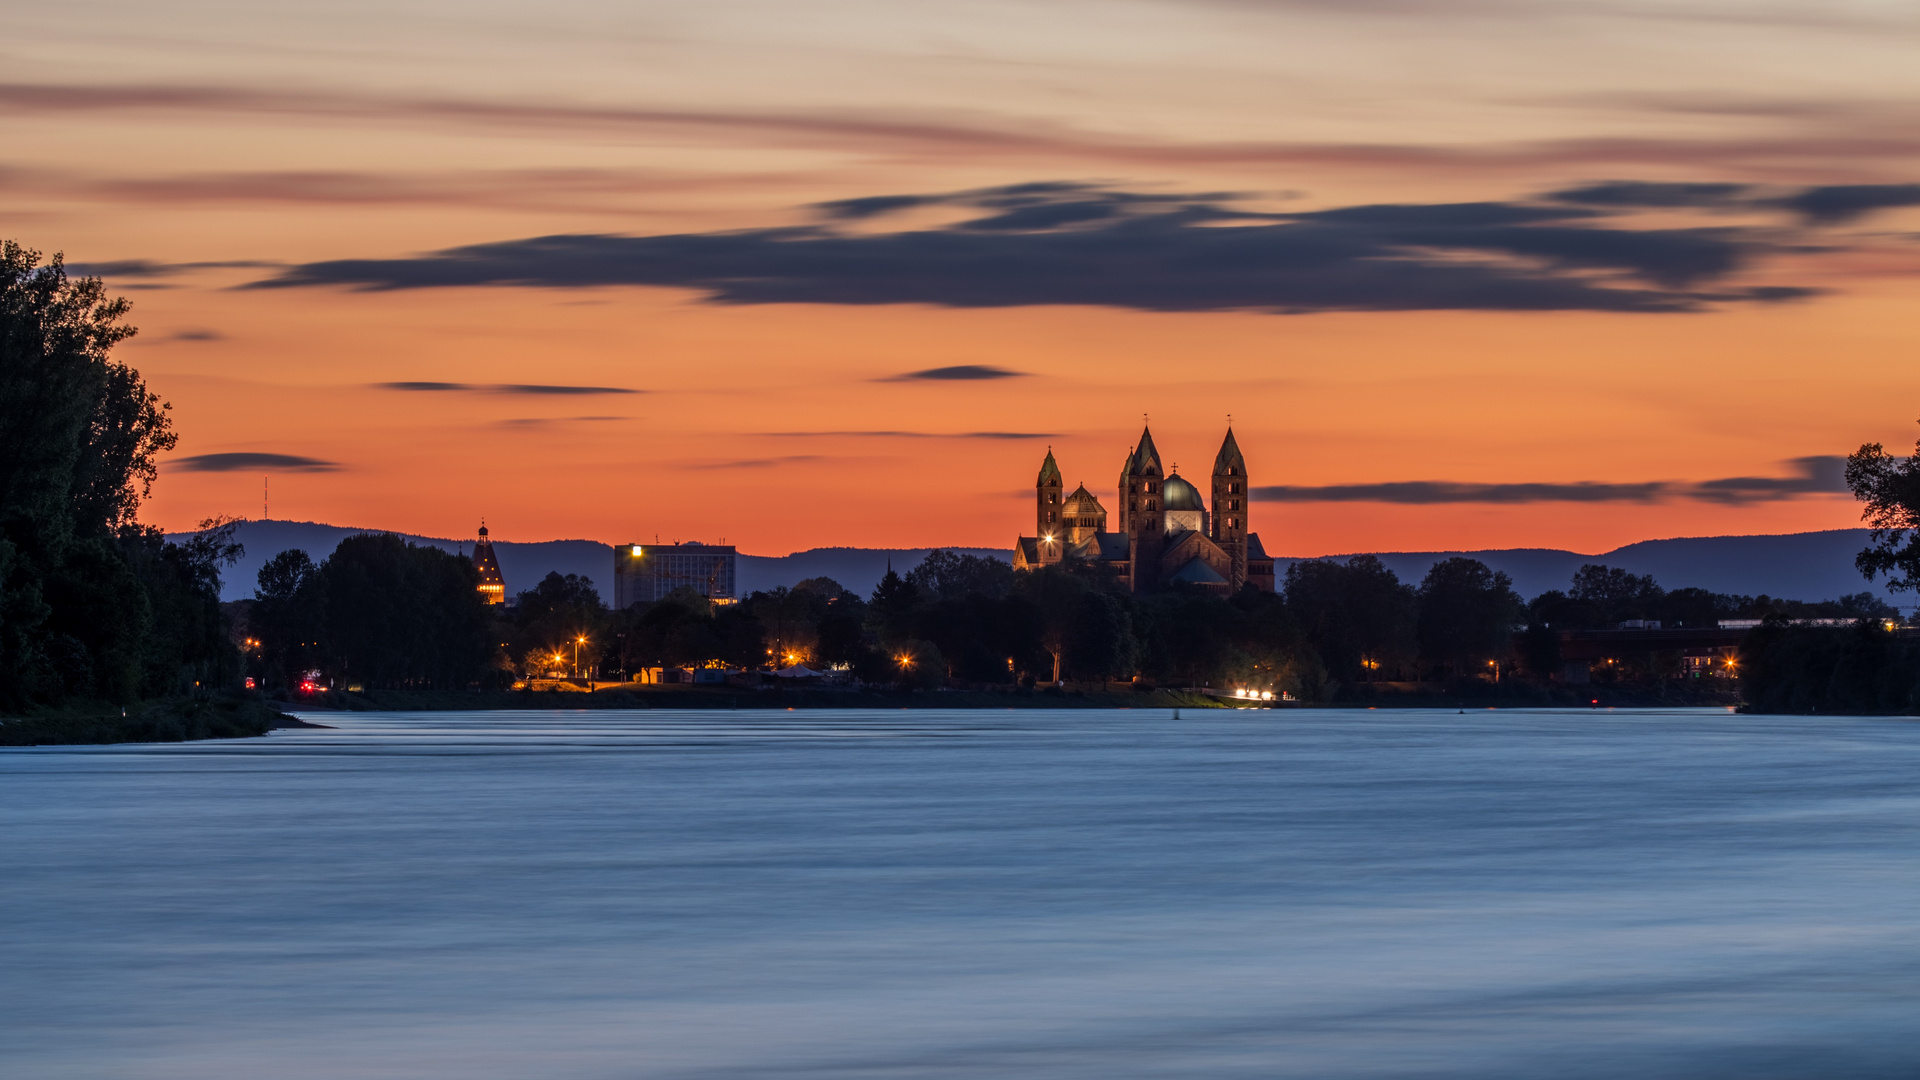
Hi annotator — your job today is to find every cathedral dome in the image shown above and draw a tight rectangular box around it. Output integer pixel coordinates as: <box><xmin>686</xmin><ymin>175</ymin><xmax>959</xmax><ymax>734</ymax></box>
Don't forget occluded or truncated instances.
<box><xmin>1163</xmin><ymin>473</ymin><xmax>1205</xmax><ymax>511</ymax></box>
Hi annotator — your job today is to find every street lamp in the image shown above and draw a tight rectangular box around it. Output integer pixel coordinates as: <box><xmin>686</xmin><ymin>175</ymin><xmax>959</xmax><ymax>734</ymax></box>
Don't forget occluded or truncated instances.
<box><xmin>574</xmin><ymin>635</ymin><xmax>587</xmax><ymax>679</ymax></box>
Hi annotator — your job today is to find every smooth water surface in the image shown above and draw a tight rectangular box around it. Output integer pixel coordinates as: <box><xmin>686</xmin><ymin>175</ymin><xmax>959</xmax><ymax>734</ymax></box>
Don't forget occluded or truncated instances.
<box><xmin>5</xmin><ymin>707</ymin><xmax>1920</xmax><ymax>1078</ymax></box>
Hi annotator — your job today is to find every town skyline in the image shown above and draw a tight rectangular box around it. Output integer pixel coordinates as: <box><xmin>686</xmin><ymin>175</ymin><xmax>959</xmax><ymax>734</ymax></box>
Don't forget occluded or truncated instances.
<box><xmin>8</xmin><ymin>1</ymin><xmax>1920</xmax><ymax>555</ymax></box>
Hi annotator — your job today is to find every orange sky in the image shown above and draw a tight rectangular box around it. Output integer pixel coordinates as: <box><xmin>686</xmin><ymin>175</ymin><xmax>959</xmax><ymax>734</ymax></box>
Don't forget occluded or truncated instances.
<box><xmin>7</xmin><ymin>0</ymin><xmax>1920</xmax><ymax>557</ymax></box>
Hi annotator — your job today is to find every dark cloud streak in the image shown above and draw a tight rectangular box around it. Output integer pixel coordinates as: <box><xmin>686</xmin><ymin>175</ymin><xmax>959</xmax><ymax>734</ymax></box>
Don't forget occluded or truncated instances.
<box><xmin>256</xmin><ymin>183</ymin><xmax>1818</xmax><ymax>314</ymax></box>
<box><xmin>769</xmin><ymin>430</ymin><xmax>1052</xmax><ymax>439</ymax></box>
<box><xmin>172</xmin><ymin>452</ymin><xmax>339</xmax><ymax>473</ymax></box>
<box><xmin>1253</xmin><ymin>456</ymin><xmax>1849</xmax><ymax>505</ymax></box>
<box><xmin>881</xmin><ymin>365</ymin><xmax>1027</xmax><ymax>381</ymax></box>
<box><xmin>374</xmin><ymin>381</ymin><xmax>640</xmax><ymax>395</ymax></box>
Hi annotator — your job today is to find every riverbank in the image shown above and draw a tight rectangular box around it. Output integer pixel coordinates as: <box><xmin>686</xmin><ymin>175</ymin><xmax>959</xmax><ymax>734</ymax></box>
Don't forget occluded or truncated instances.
<box><xmin>283</xmin><ymin>681</ymin><xmax>1740</xmax><ymax>712</ymax></box>
<box><xmin>0</xmin><ymin>696</ymin><xmax>299</xmax><ymax>746</ymax></box>
<box><xmin>292</xmin><ymin>685</ymin><xmax>1236</xmax><ymax>712</ymax></box>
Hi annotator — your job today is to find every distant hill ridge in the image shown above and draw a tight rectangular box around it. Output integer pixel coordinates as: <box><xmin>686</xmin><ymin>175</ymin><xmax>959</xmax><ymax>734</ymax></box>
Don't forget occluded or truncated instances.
<box><xmin>177</xmin><ymin>520</ymin><xmax>1897</xmax><ymax>609</ymax></box>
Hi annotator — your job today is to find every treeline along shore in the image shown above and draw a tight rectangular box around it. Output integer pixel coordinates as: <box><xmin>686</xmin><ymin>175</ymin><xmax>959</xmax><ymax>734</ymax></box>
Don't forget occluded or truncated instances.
<box><xmin>1</xmin><ymin>243</ymin><xmax>292</xmax><ymax>744</ymax></box>
<box><xmin>235</xmin><ymin>537</ymin><xmax>1910</xmax><ymax>714</ymax></box>
<box><xmin>15</xmin><ymin>239</ymin><xmax>1920</xmax><ymax>744</ymax></box>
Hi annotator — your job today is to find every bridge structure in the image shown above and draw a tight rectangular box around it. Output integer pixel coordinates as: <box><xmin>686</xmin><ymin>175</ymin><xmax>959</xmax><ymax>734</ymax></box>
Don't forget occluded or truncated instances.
<box><xmin>1554</xmin><ymin>627</ymin><xmax>1748</xmax><ymax>684</ymax></box>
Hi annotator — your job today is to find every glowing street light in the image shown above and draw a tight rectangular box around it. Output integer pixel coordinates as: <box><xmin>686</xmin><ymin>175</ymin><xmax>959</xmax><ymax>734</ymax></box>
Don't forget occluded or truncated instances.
<box><xmin>574</xmin><ymin>635</ymin><xmax>587</xmax><ymax>678</ymax></box>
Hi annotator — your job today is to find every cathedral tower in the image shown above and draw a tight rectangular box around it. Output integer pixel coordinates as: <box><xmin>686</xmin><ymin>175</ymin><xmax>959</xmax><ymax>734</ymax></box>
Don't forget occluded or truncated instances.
<box><xmin>473</xmin><ymin>521</ymin><xmax>506</xmax><ymax>605</ymax></box>
<box><xmin>1210</xmin><ymin>428</ymin><xmax>1248</xmax><ymax>589</ymax></box>
<box><xmin>1122</xmin><ymin>424</ymin><xmax>1166</xmax><ymax>594</ymax></box>
<box><xmin>1036</xmin><ymin>448</ymin><xmax>1064</xmax><ymax>565</ymax></box>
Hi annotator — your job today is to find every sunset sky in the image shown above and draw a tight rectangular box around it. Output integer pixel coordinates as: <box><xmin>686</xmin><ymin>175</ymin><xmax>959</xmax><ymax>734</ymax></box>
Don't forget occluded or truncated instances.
<box><xmin>8</xmin><ymin>0</ymin><xmax>1920</xmax><ymax>557</ymax></box>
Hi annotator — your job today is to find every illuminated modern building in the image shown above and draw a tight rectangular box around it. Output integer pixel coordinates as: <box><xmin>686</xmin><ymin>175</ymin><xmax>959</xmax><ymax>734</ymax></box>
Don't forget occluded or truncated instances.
<box><xmin>472</xmin><ymin>522</ymin><xmax>506</xmax><ymax>605</ymax></box>
<box><xmin>614</xmin><ymin>541</ymin><xmax>737</xmax><ymax>609</ymax></box>
<box><xmin>1013</xmin><ymin>423</ymin><xmax>1275</xmax><ymax>595</ymax></box>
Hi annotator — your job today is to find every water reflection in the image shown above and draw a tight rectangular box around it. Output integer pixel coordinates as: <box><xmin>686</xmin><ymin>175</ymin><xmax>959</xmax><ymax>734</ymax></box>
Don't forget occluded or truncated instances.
<box><xmin>4</xmin><ymin>708</ymin><xmax>1919</xmax><ymax>1078</ymax></box>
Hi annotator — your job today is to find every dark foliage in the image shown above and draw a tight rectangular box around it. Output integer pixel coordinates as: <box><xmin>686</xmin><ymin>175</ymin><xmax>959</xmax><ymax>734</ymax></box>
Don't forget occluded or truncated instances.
<box><xmin>1416</xmin><ymin>558</ymin><xmax>1524</xmax><ymax>676</ymax></box>
<box><xmin>250</xmin><ymin>534</ymin><xmax>492</xmax><ymax>690</ymax></box>
<box><xmin>1284</xmin><ymin>555</ymin><xmax>1417</xmax><ymax>682</ymax></box>
<box><xmin>0</xmin><ymin>241</ymin><xmax>247</xmax><ymax>709</ymax></box>
<box><xmin>1740</xmin><ymin>620</ymin><xmax>1920</xmax><ymax>714</ymax></box>
<box><xmin>1847</xmin><ymin>427</ymin><xmax>1920</xmax><ymax>592</ymax></box>
<box><xmin>510</xmin><ymin>571</ymin><xmax>611</xmax><ymax>674</ymax></box>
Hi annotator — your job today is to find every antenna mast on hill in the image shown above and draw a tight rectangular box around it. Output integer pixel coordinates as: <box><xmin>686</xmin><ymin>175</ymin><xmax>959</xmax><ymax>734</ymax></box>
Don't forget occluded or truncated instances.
<box><xmin>263</xmin><ymin>476</ymin><xmax>268</xmax><ymax>521</ymax></box>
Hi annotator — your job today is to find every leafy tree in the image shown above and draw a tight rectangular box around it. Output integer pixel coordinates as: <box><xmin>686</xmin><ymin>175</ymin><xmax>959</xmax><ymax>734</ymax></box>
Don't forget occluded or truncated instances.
<box><xmin>1847</xmin><ymin>426</ymin><xmax>1920</xmax><ymax>591</ymax></box>
<box><xmin>512</xmin><ymin>571</ymin><xmax>610</xmax><ymax>673</ymax></box>
<box><xmin>1284</xmin><ymin>555</ymin><xmax>1416</xmax><ymax>683</ymax></box>
<box><xmin>891</xmin><ymin>638</ymin><xmax>946</xmax><ymax>689</ymax></box>
<box><xmin>1137</xmin><ymin>588</ymin><xmax>1242</xmax><ymax>687</ymax></box>
<box><xmin>749</xmin><ymin>586</ymin><xmax>820</xmax><ymax>666</ymax></box>
<box><xmin>317</xmin><ymin>534</ymin><xmax>491</xmax><ymax>689</ymax></box>
<box><xmin>810</xmin><ymin>580</ymin><xmax>870</xmax><ymax>666</ymax></box>
<box><xmin>1740</xmin><ymin>619</ymin><xmax>1920</xmax><ymax>714</ymax></box>
<box><xmin>867</xmin><ymin>565</ymin><xmax>921</xmax><ymax>645</ymax></box>
<box><xmin>1659</xmin><ymin>587</ymin><xmax>1737</xmax><ymax>630</ymax></box>
<box><xmin>253</xmin><ymin>549</ymin><xmax>324</xmax><ymax>689</ymax></box>
<box><xmin>906</xmin><ymin>550</ymin><xmax>1013</xmax><ymax>600</ymax></box>
<box><xmin>1067</xmin><ymin>590</ymin><xmax>1136</xmax><ymax>684</ymax></box>
<box><xmin>1016</xmin><ymin>566</ymin><xmax>1089</xmax><ymax>683</ymax></box>
<box><xmin>1569</xmin><ymin>564</ymin><xmax>1664</xmax><ymax>624</ymax></box>
<box><xmin>619</xmin><ymin>588</ymin><xmax>764</xmax><ymax>670</ymax></box>
<box><xmin>1416</xmin><ymin>557</ymin><xmax>1523</xmax><ymax>675</ymax></box>
<box><xmin>130</xmin><ymin>517</ymin><xmax>245</xmax><ymax>695</ymax></box>
<box><xmin>1</xmin><ymin>242</ymin><xmax>188</xmax><ymax>706</ymax></box>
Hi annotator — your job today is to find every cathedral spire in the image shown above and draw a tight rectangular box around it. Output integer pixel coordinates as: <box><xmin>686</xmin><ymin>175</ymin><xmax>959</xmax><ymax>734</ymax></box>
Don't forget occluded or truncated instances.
<box><xmin>1211</xmin><ymin>426</ymin><xmax>1249</xmax><ymax>589</ymax></box>
<box><xmin>1035</xmin><ymin>445</ymin><xmax>1065</xmax><ymax>556</ymax></box>
<box><xmin>472</xmin><ymin>519</ymin><xmax>506</xmax><ymax>605</ymax></box>
<box><xmin>1213</xmin><ymin>426</ymin><xmax>1244</xmax><ymax>474</ymax></box>
<box><xmin>1037</xmin><ymin>446</ymin><xmax>1062</xmax><ymax>486</ymax></box>
<box><xmin>1130</xmin><ymin>423</ymin><xmax>1163</xmax><ymax>478</ymax></box>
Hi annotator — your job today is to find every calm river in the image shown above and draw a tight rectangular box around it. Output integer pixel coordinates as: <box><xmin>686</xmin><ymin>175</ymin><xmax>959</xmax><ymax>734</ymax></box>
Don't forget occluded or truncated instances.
<box><xmin>5</xmin><ymin>708</ymin><xmax>1920</xmax><ymax>1078</ymax></box>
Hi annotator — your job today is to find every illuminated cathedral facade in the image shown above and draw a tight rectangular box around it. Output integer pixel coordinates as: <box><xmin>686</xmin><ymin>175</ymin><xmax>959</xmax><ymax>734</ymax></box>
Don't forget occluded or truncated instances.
<box><xmin>1013</xmin><ymin>424</ymin><xmax>1275</xmax><ymax>595</ymax></box>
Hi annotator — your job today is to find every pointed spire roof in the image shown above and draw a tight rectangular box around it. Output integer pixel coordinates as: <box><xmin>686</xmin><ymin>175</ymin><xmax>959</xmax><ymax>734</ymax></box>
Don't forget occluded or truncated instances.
<box><xmin>472</xmin><ymin>521</ymin><xmax>506</xmax><ymax>604</ymax></box>
<box><xmin>1214</xmin><ymin>426</ymin><xmax>1245</xmax><ymax>473</ymax></box>
<box><xmin>1130</xmin><ymin>424</ymin><xmax>1162</xmax><ymax>477</ymax></box>
<box><xmin>1037</xmin><ymin>447</ymin><xmax>1062</xmax><ymax>486</ymax></box>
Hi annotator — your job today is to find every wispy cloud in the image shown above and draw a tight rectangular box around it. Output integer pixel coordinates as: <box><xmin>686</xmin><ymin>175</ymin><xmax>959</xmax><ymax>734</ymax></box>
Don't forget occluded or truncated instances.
<box><xmin>1781</xmin><ymin>184</ymin><xmax>1920</xmax><ymax>224</ymax></box>
<box><xmin>1254</xmin><ymin>480</ymin><xmax>1672</xmax><ymax>504</ymax></box>
<box><xmin>1689</xmin><ymin>454</ymin><xmax>1849</xmax><ymax>503</ymax></box>
<box><xmin>129</xmin><ymin>327</ymin><xmax>226</xmax><ymax>343</ymax></box>
<box><xmin>769</xmin><ymin>430</ymin><xmax>1053</xmax><ymax>439</ymax></box>
<box><xmin>682</xmin><ymin>455</ymin><xmax>826</xmax><ymax>469</ymax></box>
<box><xmin>171</xmin><ymin>452</ymin><xmax>339</xmax><ymax>473</ymax></box>
<box><xmin>492</xmin><ymin>416</ymin><xmax>633</xmax><ymax>428</ymax></box>
<box><xmin>10</xmin><ymin>82</ymin><xmax>1920</xmax><ymax>178</ymax></box>
<box><xmin>0</xmin><ymin>162</ymin><xmax>790</xmax><ymax>212</ymax></box>
<box><xmin>1252</xmin><ymin>456</ymin><xmax>1849</xmax><ymax>504</ymax></box>
<box><xmin>374</xmin><ymin>381</ymin><xmax>640</xmax><ymax>395</ymax></box>
<box><xmin>65</xmin><ymin>258</ymin><xmax>280</xmax><ymax>278</ymax></box>
<box><xmin>879</xmin><ymin>365</ymin><xmax>1027</xmax><ymax>381</ymax></box>
<box><xmin>251</xmin><ymin>181</ymin><xmax>1836</xmax><ymax>314</ymax></box>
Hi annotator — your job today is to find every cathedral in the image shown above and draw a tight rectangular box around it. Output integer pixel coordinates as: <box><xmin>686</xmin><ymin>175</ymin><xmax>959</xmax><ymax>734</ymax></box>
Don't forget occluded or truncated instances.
<box><xmin>1013</xmin><ymin>424</ymin><xmax>1276</xmax><ymax>594</ymax></box>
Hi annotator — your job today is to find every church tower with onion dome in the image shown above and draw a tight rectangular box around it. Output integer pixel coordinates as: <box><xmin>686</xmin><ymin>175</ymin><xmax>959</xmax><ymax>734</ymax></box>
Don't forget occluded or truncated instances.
<box><xmin>473</xmin><ymin>521</ymin><xmax>506</xmax><ymax>605</ymax></box>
